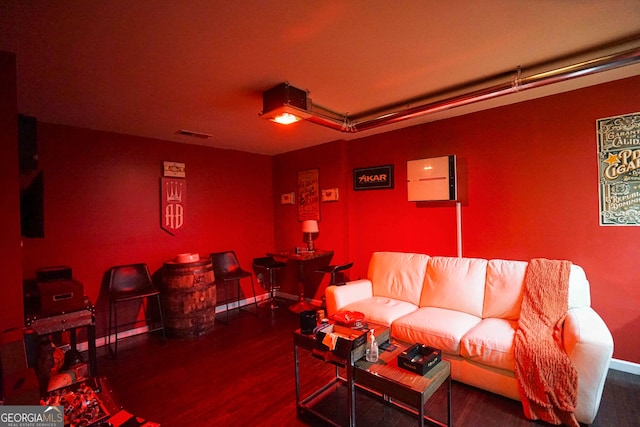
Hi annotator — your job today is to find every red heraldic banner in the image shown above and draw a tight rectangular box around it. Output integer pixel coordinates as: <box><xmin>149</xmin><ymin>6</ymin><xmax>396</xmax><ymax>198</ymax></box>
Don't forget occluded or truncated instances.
<box><xmin>161</xmin><ymin>177</ymin><xmax>187</xmax><ymax>235</ymax></box>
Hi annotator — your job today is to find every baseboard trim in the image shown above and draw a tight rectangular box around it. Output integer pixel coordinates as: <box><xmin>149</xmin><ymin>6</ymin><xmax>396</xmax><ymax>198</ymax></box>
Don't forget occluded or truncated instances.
<box><xmin>77</xmin><ymin>293</ymin><xmax>295</xmax><ymax>352</ymax></box>
<box><xmin>610</xmin><ymin>358</ymin><xmax>640</xmax><ymax>375</ymax></box>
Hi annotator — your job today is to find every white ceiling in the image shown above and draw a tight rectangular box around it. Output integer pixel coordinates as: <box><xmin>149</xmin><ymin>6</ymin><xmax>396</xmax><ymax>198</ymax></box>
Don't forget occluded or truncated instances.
<box><xmin>1</xmin><ymin>1</ymin><xmax>640</xmax><ymax>155</ymax></box>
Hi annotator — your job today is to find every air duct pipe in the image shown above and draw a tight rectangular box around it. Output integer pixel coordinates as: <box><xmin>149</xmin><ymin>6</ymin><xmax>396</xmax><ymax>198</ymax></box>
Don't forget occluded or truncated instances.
<box><xmin>305</xmin><ymin>41</ymin><xmax>640</xmax><ymax>133</ymax></box>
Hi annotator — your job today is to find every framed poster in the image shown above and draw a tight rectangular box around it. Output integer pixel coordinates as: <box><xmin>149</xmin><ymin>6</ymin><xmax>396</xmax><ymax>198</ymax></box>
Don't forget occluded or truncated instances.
<box><xmin>298</xmin><ymin>169</ymin><xmax>320</xmax><ymax>221</ymax></box>
<box><xmin>597</xmin><ymin>111</ymin><xmax>640</xmax><ymax>226</ymax></box>
<box><xmin>353</xmin><ymin>164</ymin><xmax>394</xmax><ymax>190</ymax></box>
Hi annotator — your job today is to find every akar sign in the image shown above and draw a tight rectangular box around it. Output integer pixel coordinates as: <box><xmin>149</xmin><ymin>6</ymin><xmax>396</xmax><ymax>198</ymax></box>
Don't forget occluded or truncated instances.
<box><xmin>353</xmin><ymin>165</ymin><xmax>394</xmax><ymax>190</ymax></box>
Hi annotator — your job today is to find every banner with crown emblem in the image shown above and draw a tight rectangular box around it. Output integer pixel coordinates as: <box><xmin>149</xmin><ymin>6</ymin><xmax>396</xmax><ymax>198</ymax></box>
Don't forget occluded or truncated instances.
<box><xmin>161</xmin><ymin>177</ymin><xmax>187</xmax><ymax>235</ymax></box>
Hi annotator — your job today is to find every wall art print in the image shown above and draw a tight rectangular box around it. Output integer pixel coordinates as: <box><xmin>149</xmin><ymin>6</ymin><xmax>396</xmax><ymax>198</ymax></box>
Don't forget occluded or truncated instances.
<box><xmin>298</xmin><ymin>169</ymin><xmax>320</xmax><ymax>221</ymax></box>
<box><xmin>597</xmin><ymin>111</ymin><xmax>640</xmax><ymax>226</ymax></box>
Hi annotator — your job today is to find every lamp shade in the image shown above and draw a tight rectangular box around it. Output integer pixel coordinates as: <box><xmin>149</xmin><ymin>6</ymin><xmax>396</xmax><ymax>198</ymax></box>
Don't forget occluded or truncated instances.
<box><xmin>301</xmin><ymin>220</ymin><xmax>319</xmax><ymax>233</ymax></box>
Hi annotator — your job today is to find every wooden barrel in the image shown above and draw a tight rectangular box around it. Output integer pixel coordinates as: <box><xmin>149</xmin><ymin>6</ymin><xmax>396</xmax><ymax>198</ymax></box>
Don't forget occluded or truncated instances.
<box><xmin>160</xmin><ymin>258</ymin><xmax>216</xmax><ymax>338</ymax></box>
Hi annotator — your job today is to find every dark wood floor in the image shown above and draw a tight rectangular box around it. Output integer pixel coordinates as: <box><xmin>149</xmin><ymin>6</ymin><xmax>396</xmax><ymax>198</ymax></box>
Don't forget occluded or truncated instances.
<box><xmin>97</xmin><ymin>301</ymin><xmax>639</xmax><ymax>427</ymax></box>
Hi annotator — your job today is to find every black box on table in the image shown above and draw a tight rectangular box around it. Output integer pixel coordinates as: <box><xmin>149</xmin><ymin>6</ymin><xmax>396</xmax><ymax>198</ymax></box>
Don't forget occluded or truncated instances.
<box><xmin>37</xmin><ymin>279</ymin><xmax>85</xmax><ymax>316</ymax></box>
<box><xmin>397</xmin><ymin>344</ymin><xmax>442</xmax><ymax>375</ymax></box>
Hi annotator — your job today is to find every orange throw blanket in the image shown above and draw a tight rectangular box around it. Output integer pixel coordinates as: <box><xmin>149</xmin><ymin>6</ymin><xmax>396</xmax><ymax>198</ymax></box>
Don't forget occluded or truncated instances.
<box><xmin>515</xmin><ymin>258</ymin><xmax>579</xmax><ymax>427</ymax></box>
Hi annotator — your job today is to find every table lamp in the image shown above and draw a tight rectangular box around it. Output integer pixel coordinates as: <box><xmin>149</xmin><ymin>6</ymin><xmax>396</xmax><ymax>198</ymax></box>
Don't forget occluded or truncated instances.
<box><xmin>301</xmin><ymin>220</ymin><xmax>319</xmax><ymax>252</ymax></box>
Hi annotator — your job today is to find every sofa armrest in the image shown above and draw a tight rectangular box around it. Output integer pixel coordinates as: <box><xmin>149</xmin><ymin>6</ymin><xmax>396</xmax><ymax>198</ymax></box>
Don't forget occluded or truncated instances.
<box><xmin>325</xmin><ymin>279</ymin><xmax>373</xmax><ymax>316</ymax></box>
<box><xmin>563</xmin><ymin>307</ymin><xmax>614</xmax><ymax>424</ymax></box>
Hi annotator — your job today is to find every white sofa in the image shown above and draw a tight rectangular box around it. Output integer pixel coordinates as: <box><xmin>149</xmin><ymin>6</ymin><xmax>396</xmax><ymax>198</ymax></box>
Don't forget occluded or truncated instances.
<box><xmin>326</xmin><ymin>252</ymin><xmax>614</xmax><ymax>424</ymax></box>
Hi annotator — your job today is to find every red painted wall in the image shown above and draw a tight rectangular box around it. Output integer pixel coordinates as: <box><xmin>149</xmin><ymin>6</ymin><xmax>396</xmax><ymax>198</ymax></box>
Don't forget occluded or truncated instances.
<box><xmin>274</xmin><ymin>75</ymin><xmax>640</xmax><ymax>363</ymax></box>
<box><xmin>0</xmin><ymin>51</ymin><xmax>23</xmax><ymax>332</ymax></box>
<box><xmin>19</xmin><ymin>124</ymin><xmax>274</xmax><ymax>337</ymax></box>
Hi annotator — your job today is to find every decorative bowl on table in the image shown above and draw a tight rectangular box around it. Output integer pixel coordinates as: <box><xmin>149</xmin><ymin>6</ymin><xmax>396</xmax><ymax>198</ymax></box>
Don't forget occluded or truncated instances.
<box><xmin>329</xmin><ymin>310</ymin><xmax>366</xmax><ymax>328</ymax></box>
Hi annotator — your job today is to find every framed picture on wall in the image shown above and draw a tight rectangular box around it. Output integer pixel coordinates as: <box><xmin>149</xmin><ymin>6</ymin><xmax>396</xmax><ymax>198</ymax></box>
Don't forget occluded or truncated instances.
<box><xmin>298</xmin><ymin>169</ymin><xmax>320</xmax><ymax>221</ymax></box>
<box><xmin>597</xmin><ymin>111</ymin><xmax>640</xmax><ymax>225</ymax></box>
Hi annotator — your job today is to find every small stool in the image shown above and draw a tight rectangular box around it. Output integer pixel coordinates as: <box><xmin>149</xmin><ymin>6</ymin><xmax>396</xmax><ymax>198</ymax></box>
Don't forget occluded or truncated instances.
<box><xmin>252</xmin><ymin>256</ymin><xmax>286</xmax><ymax>310</ymax></box>
<box><xmin>316</xmin><ymin>262</ymin><xmax>354</xmax><ymax>286</ymax></box>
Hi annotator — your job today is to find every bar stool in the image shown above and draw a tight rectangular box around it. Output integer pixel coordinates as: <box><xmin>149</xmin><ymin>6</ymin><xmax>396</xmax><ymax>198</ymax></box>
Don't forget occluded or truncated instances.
<box><xmin>252</xmin><ymin>256</ymin><xmax>286</xmax><ymax>310</ymax></box>
<box><xmin>316</xmin><ymin>262</ymin><xmax>354</xmax><ymax>286</ymax></box>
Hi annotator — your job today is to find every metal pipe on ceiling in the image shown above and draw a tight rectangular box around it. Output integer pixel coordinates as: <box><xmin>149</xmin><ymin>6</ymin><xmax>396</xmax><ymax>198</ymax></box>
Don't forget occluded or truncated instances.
<box><xmin>307</xmin><ymin>103</ymin><xmax>351</xmax><ymax>132</ymax></box>
<box><xmin>307</xmin><ymin>42</ymin><xmax>640</xmax><ymax>133</ymax></box>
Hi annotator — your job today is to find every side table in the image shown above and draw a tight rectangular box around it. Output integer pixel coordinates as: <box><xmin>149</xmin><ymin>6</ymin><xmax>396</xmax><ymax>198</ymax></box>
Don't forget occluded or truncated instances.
<box><xmin>293</xmin><ymin>324</ymin><xmax>390</xmax><ymax>427</ymax></box>
<box><xmin>354</xmin><ymin>341</ymin><xmax>451</xmax><ymax>427</ymax></box>
<box><xmin>26</xmin><ymin>302</ymin><xmax>98</xmax><ymax>378</ymax></box>
<box><xmin>294</xmin><ymin>329</ymin><xmax>349</xmax><ymax>426</ymax></box>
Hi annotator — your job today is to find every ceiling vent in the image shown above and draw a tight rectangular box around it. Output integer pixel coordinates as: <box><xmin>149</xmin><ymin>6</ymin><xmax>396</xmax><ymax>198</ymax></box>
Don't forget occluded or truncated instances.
<box><xmin>176</xmin><ymin>129</ymin><xmax>212</xmax><ymax>139</ymax></box>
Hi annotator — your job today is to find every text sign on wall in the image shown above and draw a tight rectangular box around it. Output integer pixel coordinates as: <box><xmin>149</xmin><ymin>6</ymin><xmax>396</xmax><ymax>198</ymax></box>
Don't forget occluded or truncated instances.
<box><xmin>163</xmin><ymin>161</ymin><xmax>186</xmax><ymax>178</ymax></box>
<box><xmin>353</xmin><ymin>164</ymin><xmax>394</xmax><ymax>190</ymax></box>
<box><xmin>597</xmin><ymin>111</ymin><xmax>640</xmax><ymax>226</ymax></box>
<box><xmin>161</xmin><ymin>177</ymin><xmax>187</xmax><ymax>235</ymax></box>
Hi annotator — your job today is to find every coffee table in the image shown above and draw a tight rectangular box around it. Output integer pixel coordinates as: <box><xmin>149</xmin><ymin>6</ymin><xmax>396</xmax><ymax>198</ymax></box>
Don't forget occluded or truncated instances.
<box><xmin>354</xmin><ymin>341</ymin><xmax>451</xmax><ymax>427</ymax></box>
<box><xmin>294</xmin><ymin>325</ymin><xmax>450</xmax><ymax>426</ymax></box>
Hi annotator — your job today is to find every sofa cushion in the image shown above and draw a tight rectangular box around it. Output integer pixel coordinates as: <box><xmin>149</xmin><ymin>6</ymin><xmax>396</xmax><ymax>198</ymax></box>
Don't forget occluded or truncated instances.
<box><xmin>340</xmin><ymin>296</ymin><xmax>418</xmax><ymax>327</ymax></box>
<box><xmin>369</xmin><ymin>252</ymin><xmax>430</xmax><ymax>306</ymax></box>
<box><xmin>392</xmin><ymin>307</ymin><xmax>482</xmax><ymax>355</ymax></box>
<box><xmin>483</xmin><ymin>259</ymin><xmax>527</xmax><ymax>320</ymax></box>
<box><xmin>419</xmin><ymin>256</ymin><xmax>487</xmax><ymax>317</ymax></box>
<box><xmin>460</xmin><ymin>318</ymin><xmax>517</xmax><ymax>371</ymax></box>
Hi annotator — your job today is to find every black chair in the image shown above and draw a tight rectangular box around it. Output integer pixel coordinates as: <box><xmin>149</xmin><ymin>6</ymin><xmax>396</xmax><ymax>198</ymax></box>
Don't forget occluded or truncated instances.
<box><xmin>210</xmin><ymin>251</ymin><xmax>258</xmax><ymax>324</ymax></box>
<box><xmin>107</xmin><ymin>263</ymin><xmax>166</xmax><ymax>358</ymax></box>
<box><xmin>316</xmin><ymin>262</ymin><xmax>354</xmax><ymax>286</ymax></box>
<box><xmin>252</xmin><ymin>256</ymin><xmax>286</xmax><ymax>310</ymax></box>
